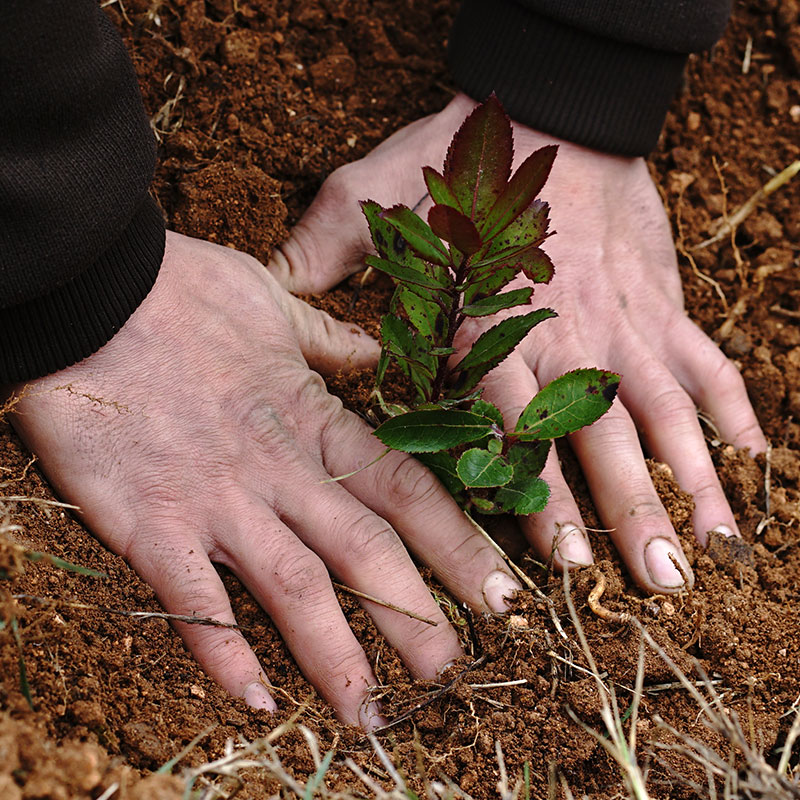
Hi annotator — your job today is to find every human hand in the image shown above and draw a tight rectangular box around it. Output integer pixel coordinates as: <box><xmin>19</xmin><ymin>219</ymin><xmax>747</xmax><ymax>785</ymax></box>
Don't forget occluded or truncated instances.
<box><xmin>270</xmin><ymin>93</ymin><xmax>767</xmax><ymax>594</ymax></box>
<box><xmin>7</xmin><ymin>232</ymin><xmax>520</xmax><ymax>727</ymax></box>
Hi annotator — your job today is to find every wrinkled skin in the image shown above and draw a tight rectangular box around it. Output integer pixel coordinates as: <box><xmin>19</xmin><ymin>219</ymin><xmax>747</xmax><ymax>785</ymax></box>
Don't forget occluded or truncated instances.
<box><xmin>8</xmin><ymin>233</ymin><xmax>520</xmax><ymax>728</ymax></box>
<box><xmin>8</xmin><ymin>94</ymin><xmax>766</xmax><ymax>727</ymax></box>
<box><xmin>272</xmin><ymin>92</ymin><xmax>766</xmax><ymax>591</ymax></box>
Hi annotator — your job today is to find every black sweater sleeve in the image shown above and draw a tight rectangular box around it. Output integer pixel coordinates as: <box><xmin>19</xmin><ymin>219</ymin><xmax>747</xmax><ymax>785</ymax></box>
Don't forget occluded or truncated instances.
<box><xmin>448</xmin><ymin>0</ymin><xmax>732</xmax><ymax>155</ymax></box>
<box><xmin>0</xmin><ymin>0</ymin><xmax>165</xmax><ymax>384</ymax></box>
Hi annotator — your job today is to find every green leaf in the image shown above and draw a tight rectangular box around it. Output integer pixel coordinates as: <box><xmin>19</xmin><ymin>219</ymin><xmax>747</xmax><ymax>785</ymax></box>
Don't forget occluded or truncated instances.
<box><xmin>495</xmin><ymin>476</ymin><xmax>549</xmax><ymax>515</ymax></box>
<box><xmin>365</xmin><ymin>255</ymin><xmax>449</xmax><ymax>290</ymax></box>
<box><xmin>423</xmin><ymin>166</ymin><xmax>460</xmax><ymax>209</ymax></box>
<box><xmin>450</xmin><ymin>309</ymin><xmax>557</xmax><ymax>397</ymax></box>
<box><xmin>470</xmin><ymin>399</ymin><xmax>504</xmax><ymax>428</ymax></box>
<box><xmin>517</xmin><ymin>247</ymin><xmax>555</xmax><ymax>284</ymax></box>
<box><xmin>24</xmin><ymin>550</ymin><xmax>107</xmax><ymax>578</ymax></box>
<box><xmin>463</xmin><ymin>264</ymin><xmax>518</xmax><ymax>305</ymax></box>
<box><xmin>470</xmin><ymin>495</ymin><xmax>497</xmax><ymax>513</ymax></box>
<box><xmin>416</xmin><ymin>451</ymin><xmax>466</xmax><ymax>497</ymax></box>
<box><xmin>379</xmin><ymin>314</ymin><xmax>436</xmax><ymax>400</ymax></box>
<box><xmin>428</xmin><ymin>204</ymin><xmax>482</xmax><ymax>255</ymax></box>
<box><xmin>515</xmin><ymin>368</ymin><xmax>621</xmax><ymax>440</ymax></box>
<box><xmin>461</xmin><ymin>287</ymin><xmax>533</xmax><ymax>317</ymax></box>
<box><xmin>374</xmin><ymin>409</ymin><xmax>496</xmax><ymax>453</ymax></box>
<box><xmin>443</xmin><ymin>94</ymin><xmax>513</xmax><ymax>222</ymax></box>
<box><xmin>456</xmin><ymin>448</ymin><xmax>514</xmax><ymax>488</ymax></box>
<box><xmin>397</xmin><ymin>285</ymin><xmax>446</xmax><ymax>341</ymax></box>
<box><xmin>481</xmin><ymin>145</ymin><xmax>557</xmax><ymax>239</ymax></box>
<box><xmin>495</xmin><ymin>441</ymin><xmax>551</xmax><ymax>514</ymax></box>
<box><xmin>478</xmin><ymin>200</ymin><xmax>550</xmax><ymax>263</ymax></box>
<box><xmin>380</xmin><ymin>205</ymin><xmax>451</xmax><ymax>267</ymax></box>
<box><xmin>362</xmin><ymin>200</ymin><xmax>428</xmax><ymax>269</ymax></box>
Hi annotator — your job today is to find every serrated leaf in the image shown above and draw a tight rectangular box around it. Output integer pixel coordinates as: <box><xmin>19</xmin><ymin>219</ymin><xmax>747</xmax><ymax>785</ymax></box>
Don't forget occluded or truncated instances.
<box><xmin>481</xmin><ymin>145</ymin><xmax>557</xmax><ymax>239</ymax></box>
<box><xmin>449</xmin><ymin>309</ymin><xmax>557</xmax><ymax>397</ymax></box>
<box><xmin>470</xmin><ymin>398</ymin><xmax>504</xmax><ymax>428</ymax></box>
<box><xmin>456</xmin><ymin>448</ymin><xmax>514</xmax><ymax>488</ymax></box>
<box><xmin>463</xmin><ymin>264</ymin><xmax>518</xmax><ymax>305</ymax></box>
<box><xmin>461</xmin><ymin>287</ymin><xmax>533</xmax><ymax>317</ymax></box>
<box><xmin>362</xmin><ymin>200</ymin><xmax>428</xmax><ymax>268</ymax></box>
<box><xmin>416</xmin><ymin>451</ymin><xmax>466</xmax><ymax>497</ymax></box>
<box><xmin>444</xmin><ymin>94</ymin><xmax>513</xmax><ymax>222</ymax></box>
<box><xmin>380</xmin><ymin>205</ymin><xmax>451</xmax><ymax>267</ymax></box>
<box><xmin>397</xmin><ymin>285</ymin><xmax>446</xmax><ymax>341</ymax></box>
<box><xmin>518</xmin><ymin>247</ymin><xmax>555</xmax><ymax>284</ymax></box>
<box><xmin>515</xmin><ymin>368</ymin><xmax>621</xmax><ymax>440</ymax></box>
<box><xmin>495</xmin><ymin>476</ymin><xmax>550</xmax><ymax>514</ymax></box>
<box><xmin>379</xmin><ymin>314</ymin><xmax>436</xmax><ymax>400</ymax></box>
<box><xmin>479</xmin><ymin>200</ymin><xmax>551</xmax><ymax>263</ymax></box>
<box><xmin>494</xmin><ymin>441</ymin><xmax>551</xmax><ymax>514</ymax></box>
<box><xmin>428</xmin><ymin>205</ymin><xmax>482</xmax><ymax>255</ymax></box>
<box><xmin>374</xmin><ymin>409</ymin><xmax>496</xmax><ymax>453</ymax></box>
<box><xmin>423</xmin><ymin>166</ymin><xmax>460</xmax><ymax>209</ymax></box>
<box><xmin>365</xmin><ymin>255</ymin><xmax>449</xmax><ymax>290</ymax></box>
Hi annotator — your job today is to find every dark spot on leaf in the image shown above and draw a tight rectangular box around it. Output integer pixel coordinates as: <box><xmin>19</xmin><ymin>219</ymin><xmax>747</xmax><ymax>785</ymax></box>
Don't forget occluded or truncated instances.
<box><xmin>393</xmin><ymin>231</ymin><xmax>407</xmax><ymax>255</ymax></box>
<box><xmin>375</xmin><ymin>230</ymin><xmax>387</xmax><ymax>251</ymax></box>
<box><xmin>585</xmin><ymin>384</ymin><xmax>599</xmax><ymax>395</ymax></box>
<box><xmin>602</xmin><ymin>382</ymin><xmax>619</xmax><ymax>403</ymax></box>
<box><xmin>598</xmin><ymin>374</ymin><xmax>609</xmax><ymax>386</ymax></box>
<box><xmin>539</xmin><ymin>409</ymin><xmax>549</xmax><ymax>419</ymax></box>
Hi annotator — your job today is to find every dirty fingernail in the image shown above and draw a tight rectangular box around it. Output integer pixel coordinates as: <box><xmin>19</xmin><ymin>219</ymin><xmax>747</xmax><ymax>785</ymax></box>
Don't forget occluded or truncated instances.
<box><xmin>556</xmin><ymin>524</ymin><xmax>593</xmax><ymax>566</ymax></box>
<box><xmin>644</xmin><ymin>537</ymin><xmax>692</xmax><ymax>589</ymax></box>
<box><xmin>358</xmin><ymin>700</ymin><xmax>388</xmax><ymax>731</ymax></box>
<box><xmin>710</xmin><ymin>524</ymin><xmax>736</xmax><ymax>538</ymax></box>
<box><xmin>243</xmin><ymin>679</ymin><xmax>278</xmax><ymax>712</ymax></box>
<box><xmin>482</xmin><ymin>570</ymin><xmax>522</xmax><ymax>613</ymax></box>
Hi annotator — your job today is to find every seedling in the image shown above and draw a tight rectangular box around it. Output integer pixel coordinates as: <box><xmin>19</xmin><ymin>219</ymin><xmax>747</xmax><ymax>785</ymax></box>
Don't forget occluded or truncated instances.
<box><xmin>362</xmin><ymin>96</ymin><xmax>620</xmax><ymax>514</ymax></box>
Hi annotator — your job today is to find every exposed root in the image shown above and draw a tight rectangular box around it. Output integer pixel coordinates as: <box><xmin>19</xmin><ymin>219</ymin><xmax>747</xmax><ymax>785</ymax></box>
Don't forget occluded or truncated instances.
<box><xmin>587</xmin><ymin>569</ymin><xmax>630</xmax><ymax>625</ymax></box>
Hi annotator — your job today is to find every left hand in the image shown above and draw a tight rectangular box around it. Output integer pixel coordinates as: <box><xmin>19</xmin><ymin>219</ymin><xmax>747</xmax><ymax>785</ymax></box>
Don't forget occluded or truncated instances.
<box><xmin>270</xmin><ymin>93</ymin><xmax>767</xmax><ymax>594</ymax></box>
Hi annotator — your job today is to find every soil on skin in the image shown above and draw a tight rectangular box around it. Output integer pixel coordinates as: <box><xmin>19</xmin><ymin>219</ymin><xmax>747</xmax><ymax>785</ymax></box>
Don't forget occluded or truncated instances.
<box><xmin>1</xmin><ymin>1</ymin><xmax>799</xmax><ymax>797</ymax></box>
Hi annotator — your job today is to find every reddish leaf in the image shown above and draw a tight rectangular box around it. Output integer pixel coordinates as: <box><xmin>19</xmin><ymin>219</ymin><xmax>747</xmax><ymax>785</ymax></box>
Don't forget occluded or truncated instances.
<box><xmin>428</xmin><ymin>204</ymin><xmax>482</xmax><ymax>255</ymax></box>
<box><xmin>518</xmin><ymin>247</ymin><xmax>555</xmax><ymax>284</ymax></box>
<box><xmin>443</xmin><ymin>94</ymin><xmax>513</xmax><ymax>222</ymax></box>
<box><xmin>482</xmin><ymin>145</ymin><xmax>557</xmax><ymax>239</ymax></box>
<box><xmin>423</xmin><ymin>166</ymin><xmax>460</xmax><ymax>209</ymax></box>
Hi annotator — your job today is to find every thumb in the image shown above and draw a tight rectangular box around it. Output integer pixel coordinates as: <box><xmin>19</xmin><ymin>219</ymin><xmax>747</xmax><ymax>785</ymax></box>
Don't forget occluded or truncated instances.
<box><xmin>268</xmin><ymin>165</ymin><xmax>373</xmax><ymax>293</ymax></box>
<box><xmin>279</xmin><ymin>290</ymin><xmax>380</xmax><ymax>375</ymax></box>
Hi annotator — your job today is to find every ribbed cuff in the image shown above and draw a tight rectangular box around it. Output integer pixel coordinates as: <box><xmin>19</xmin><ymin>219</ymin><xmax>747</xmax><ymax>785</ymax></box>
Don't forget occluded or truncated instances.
<box><xmin>448</xmin><ymin>0</ymin><xmax>688</xmax><ymax>156</ymax></box>
<box><xmin>1</xmin><ymin>195</ymin><xmax>165</xmax><ymax>384</ymax></box>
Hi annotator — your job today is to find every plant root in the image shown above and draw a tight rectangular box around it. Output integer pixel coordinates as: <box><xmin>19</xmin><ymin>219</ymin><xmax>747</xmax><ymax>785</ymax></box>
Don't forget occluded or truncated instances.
<box><xmin>587</xmin><ymin>569</ymin><xmax>630</xmax><ymax>625</ymax></box>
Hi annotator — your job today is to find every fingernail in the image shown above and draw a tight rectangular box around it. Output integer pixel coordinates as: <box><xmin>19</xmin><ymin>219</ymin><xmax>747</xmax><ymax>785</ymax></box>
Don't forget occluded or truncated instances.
<box><xmin>644</xmin><ymin>537</ymin><xmax>692</xmax><ymax>589</ymax></box>
<box><xmin>482</xmin><ymin>570</ymin><xmax>522</xmax><ymax>613</ymax></box>
<box><xmin>710</xmin><ymin>524</ymin><xmax>736</xmax><ymax>538</ymax></box>
<box><xmin>556</xmin><ymin>524</ymin><xmax>593</xmax><ymax>567</ymax></box>
<box><xmin>243</xmin><ymin>679</ymin><xmax>278</xmax><ymax>712</ymax></box>
<box><xmin>358</xmin><ymin>700</ymin><xmax>388</xmax><ymax>731</ymax></box>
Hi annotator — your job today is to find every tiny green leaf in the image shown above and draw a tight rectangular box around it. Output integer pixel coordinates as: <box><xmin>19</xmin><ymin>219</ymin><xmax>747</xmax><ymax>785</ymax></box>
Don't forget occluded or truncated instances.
<box><xmin>456</xmin><ymin>448</ymin><xmax>514</xmax><ymax>488</ymax></box>
<box><xmin>470</xmin><ymin>399</ymin><xmax>505</xmax><ymax>428</ymax></box>
<box><xmin>495</xmin><ymin>441</ymin><xmax>550</xmax><ymax>513</ymax></box>
<box><xmin>365</xmin><ymin>255</ymin><xmax>449</xmax><ymax>290</ymax></box>
<box><xmin>515</xmin><ymin>368</ymin><xmax>621</xmax><ymax>440</ymax></box>
<box><xmin>450</xmin><ymin>309</ymin><xmax>557</xmax><ymax>397</ymax></box>
<box><xmin>423</xmin><ymin>166</ymin><xmax>461</xmax><ymax>209</ymax></box>
<box><xmin>444</xmin><ymin>94</ymin><xmax>513</xmax><ymax>222</ymax></box>
<box><xmin>461</xmin><ymin>287</ymin><xmax>533</xmax><ymax>317</ymax></box>
<box><xmin>374</xmin><ymin>409</ymin><xmax>496</xmax><ymax>453</ymax></box>
<box><xmin>470</xmin><ymin>496</ymin><xmax>497</xmax><ymax>513</ymax></box>
<box><xmin>428</xmin><ymin>204</ymin><xmax>482</xmax><ymax>254</ymax></box>
<box><xmin>380</xmin><ymin>205</ymin><xmax>451</xmax><ymax>267</ymax></box>
<box><xmin>481</xmin><ymin>145</ymin><xmax>558</xmax><ymax>239</ymax></box>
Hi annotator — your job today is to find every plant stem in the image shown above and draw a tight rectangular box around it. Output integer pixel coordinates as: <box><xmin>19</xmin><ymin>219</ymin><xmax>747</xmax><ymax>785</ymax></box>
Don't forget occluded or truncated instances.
<box><xmin>430</xmin><ymin>255</ymin><xmax>470</xmax><ymax>402</ymax></box>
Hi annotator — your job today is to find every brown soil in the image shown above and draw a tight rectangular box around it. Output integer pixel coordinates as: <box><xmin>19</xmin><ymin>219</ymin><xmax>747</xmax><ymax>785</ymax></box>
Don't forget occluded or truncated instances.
<box><xmin>2</xmin><ymin>1</ymin><xmax>799</xmax><ymax>797</ymax></box>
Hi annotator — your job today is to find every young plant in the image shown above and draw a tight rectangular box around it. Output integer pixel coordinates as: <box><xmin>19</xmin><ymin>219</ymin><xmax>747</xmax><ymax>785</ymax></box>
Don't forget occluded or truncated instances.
<box><xmin>362</xmin><ymin>96</ymin><xmax>620</xmax><ymax>515</ymax></box>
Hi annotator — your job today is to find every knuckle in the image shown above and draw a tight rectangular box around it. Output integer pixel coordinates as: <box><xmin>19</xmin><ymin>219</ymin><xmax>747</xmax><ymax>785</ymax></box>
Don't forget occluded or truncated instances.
<box><xmin>319</xmin><ymin>162</ymin><xmax>360</xmax><ymax>203</ymax></box>
<box><xmin>377</xmin><ymin>454</ymin><xmax>444</xmax><ymax>511</ymax></box>
<box><xmin>623</xmin><ymin>494</ymin><xmax>669</xmax><ymax>523</ymax></box>
<box><xmin>269</xmin><ymin>547</ymin><xmax>330</xmax><ymax>604</ymax></box>
<box><xmin>338</xmin><ymin>511</ymin><xmax>405</xmax><ymax>564</ymax></box>
<box><xmin>649</xmin><ymin>385</ymin><xmax>697</xmax><ymax>428</ymax></box>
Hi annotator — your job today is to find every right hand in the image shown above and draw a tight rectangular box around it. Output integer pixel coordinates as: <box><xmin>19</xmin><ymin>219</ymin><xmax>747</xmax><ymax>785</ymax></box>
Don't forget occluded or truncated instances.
<box><xmin>8</xmin><ymin>232</ymin><xmax>520</xmax><ymax>727</ymax></box>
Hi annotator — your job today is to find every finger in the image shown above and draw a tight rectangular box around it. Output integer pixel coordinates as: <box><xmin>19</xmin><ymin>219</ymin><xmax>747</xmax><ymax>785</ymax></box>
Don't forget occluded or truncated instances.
<box><xmin>321</xmin><ymin>408</ymin><xmax>521</xmax><ymax>615</ymax></box>
<box><xmin>618</xmin><ymin>349</ymin><xmax>739</xmax><ymax>547</ymax></box>
<box><xmin>277</xmin><ymin>288</ymin><xmax>380</xmax><ymax>374</ymax></box>
<box><xmin>664</xmin><ymin>320</ymin><xmax>768</xmax><ymax>455</ymax></box>
<box><xmin>267</xmin><ymin>164</ymin><xmax>374</xmax><ymax>293</ymax></box>
<box><xmin>214</xmin><ymin>504</ymin><xmax>386</xmax><ymax>729</ymax></box>
<box><xmin>268</xmin><ymin>453</ymin><xmax>465</xmax><ymax>680</ymax></box>
<box><xmin>126</xmin><ymin>530</ymin><xmax>278</xmax><ymax>713</ymax></box>
<box><xmin>567</xmin><ymin>400</ymin><xmax>694</xmax><ymax>594</ymax></box>
<box><xmin>479</xmin><ymin>354</ymin><xmax>594</xmax><ymax>570</ymax></box>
